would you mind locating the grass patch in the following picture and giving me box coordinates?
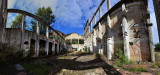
[123,65,148,72]
[152,61,160,68]
[22,63,51,75]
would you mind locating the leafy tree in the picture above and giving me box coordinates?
[155,43,160,52]
[11,14,25,28]
[31,6,55,34]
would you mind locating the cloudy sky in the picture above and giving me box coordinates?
[7,0,159,44]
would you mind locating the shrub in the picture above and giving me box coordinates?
[152,61,160,68]
[96,53,101,58]
[83,46,90,53]
[114,49,131,66]
[155,43,160,52]
[61,47,68,54]
[0,43,24,64]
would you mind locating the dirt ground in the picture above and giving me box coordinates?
[2,52,159,75]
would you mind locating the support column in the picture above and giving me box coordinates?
[78,38,79,51]
[122,3,130,59]
[107,14,113,60]
[0,0,7,43]
[148,24,155,62]
[146,11,155,62]
[99,7,102,18]
[57,41,59,54]
[35,21,40,57]
[45,26,49,55]
[89,18,92,32]
[20,15,26,51]
[52,32,55,54]
[107,0,111,10]
[94,15,96,25]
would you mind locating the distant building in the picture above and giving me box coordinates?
[65,33,84,51]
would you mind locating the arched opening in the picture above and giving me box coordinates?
[30,39,35,57]
[39,40,46,56]
[49,42,53,55]
[55,44,57,54]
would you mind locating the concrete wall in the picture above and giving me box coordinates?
[84,0,152,61]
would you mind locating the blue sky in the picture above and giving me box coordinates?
[7,0,159,44]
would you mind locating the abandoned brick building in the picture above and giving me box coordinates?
[84,0,156,62]
[0,0,67,57]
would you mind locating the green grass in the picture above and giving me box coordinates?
[152,61,160,68]
[22,63,51,75]
[123,65,148,72]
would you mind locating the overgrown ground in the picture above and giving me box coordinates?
[1,51,160,75]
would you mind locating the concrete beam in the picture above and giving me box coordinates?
[35,21,40,57]
[20,15,26,51]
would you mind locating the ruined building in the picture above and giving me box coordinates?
[0,0,67,57]
[84,0,155,62]
[65,33,84,51]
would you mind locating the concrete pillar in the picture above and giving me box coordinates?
[146,11,155,62]
[89,18,92,32]
[94,15,96,25]
[45,26,49,55]
[122,3,130,59]
[20,15,26,51]
[107,0,111,10]
[99,7,102,18]
[0,0,7,43]
[35,21,40,57]
[57,41,59,54]
[52,40,55,53]
[147,24,155,62]
[52,32,55,53]
[106,14,113,60]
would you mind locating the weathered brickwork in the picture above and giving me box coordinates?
[84,0,153,61]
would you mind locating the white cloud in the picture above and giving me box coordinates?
[8,0,16,8]
[6,0,159,42]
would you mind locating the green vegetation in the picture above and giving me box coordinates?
[61,47,68,54]
[123,65,148,72]
[11,14,25,28]
[66,39,71,45]
[155,43,160,52]
[95,53,101,58]
[22,63,51,75]
[72,39,78,44]
[0,43,24,64]
[31,6,55,34]
[83,46,90,53]
[114,42,132,66]
[152,61,160,68]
